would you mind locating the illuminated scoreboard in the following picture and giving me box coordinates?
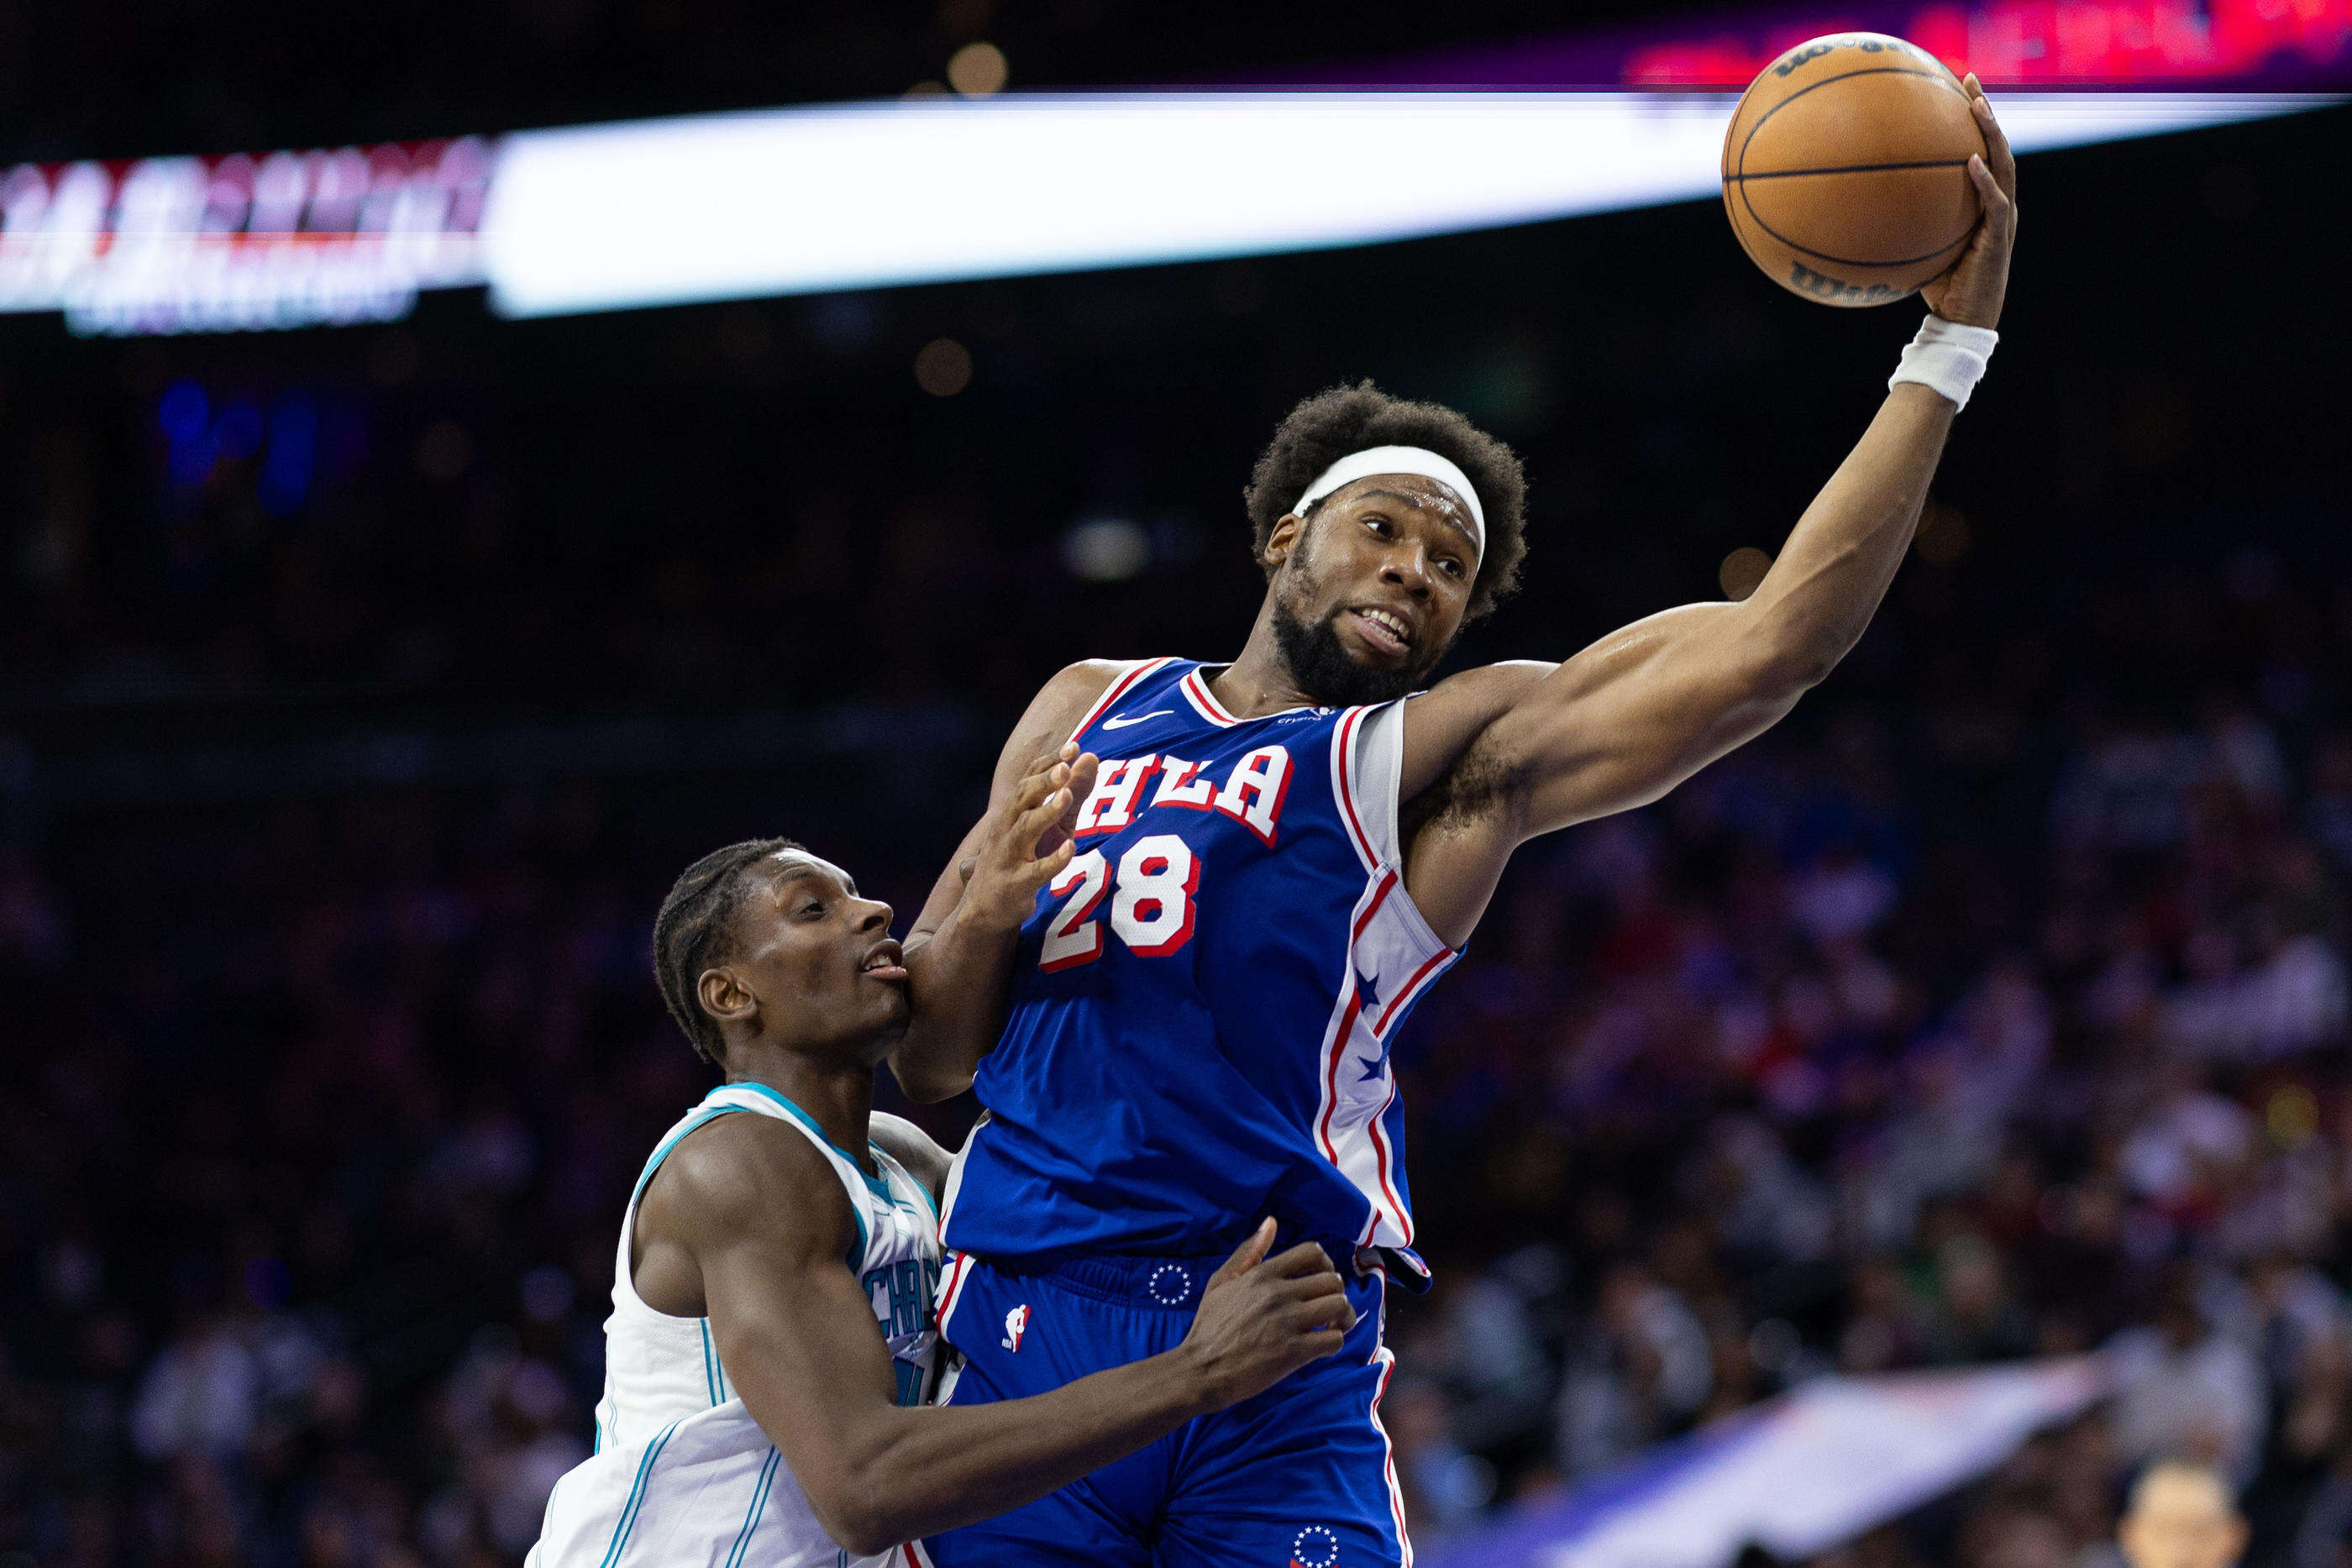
[0,0,2342,336]
[0,139,492,335]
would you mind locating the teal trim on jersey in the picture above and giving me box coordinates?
[700,1321,719,1405]
[722,1447,782,1568]
[628,1105,750,1209]
[727,1080,874,1264]
[598,1416,683,1568]
[732,1081,895,1199]
[729,1079,846,1151]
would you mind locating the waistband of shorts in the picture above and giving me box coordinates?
[1038,1252,1225,1310]
[980,1240,1373,1312]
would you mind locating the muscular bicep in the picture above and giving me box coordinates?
[701,1223,900,1502]
[1400,604,1797,942]
[659,1121,899,1538]
[1482,599,1801,831]
[909,815,990,944]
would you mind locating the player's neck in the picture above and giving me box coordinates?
[1214,614,1319,718]
[724,1053,878,1174]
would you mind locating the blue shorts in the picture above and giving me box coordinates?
[917,1250,1409,1568]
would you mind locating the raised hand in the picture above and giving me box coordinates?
[1176,1219,1357,1409]
[1921,74,2019,329]
[956,742,1101,933]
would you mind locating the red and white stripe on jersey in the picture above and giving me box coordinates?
[1066,658,1177,745]
[1315,700,1457,1249]
[932,1251,979,1348]
[1312,871,1456,1246]
[1370,1345,1415,1567]
[1178,666,1239,726]
[1331,705,1380,873]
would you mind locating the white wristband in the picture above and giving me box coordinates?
[1888,313,1998,411]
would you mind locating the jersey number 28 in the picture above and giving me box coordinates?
[1040,834,1200,972]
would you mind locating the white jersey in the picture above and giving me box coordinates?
[529,1081,942,1568]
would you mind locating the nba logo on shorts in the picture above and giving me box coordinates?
[1001,1303,1030,1351]
[1289,1524,1340,1567]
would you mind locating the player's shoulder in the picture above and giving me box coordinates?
[644,1109,853,1254]
[866,1112,953,1203]
[1407,660,1556,742]
[998,657,1156,771]
[1419,658,1555,706]
[1037,658,1132,715]
[1399,661,1557,799]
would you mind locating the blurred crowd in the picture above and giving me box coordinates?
[0,97,2345,1565]
[9,532,2352,1568]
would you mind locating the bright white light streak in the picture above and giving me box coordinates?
[481,91,2338,318]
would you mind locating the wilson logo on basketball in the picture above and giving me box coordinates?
[1725,32,1987,308]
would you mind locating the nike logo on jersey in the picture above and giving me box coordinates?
[1100,711,1173,729]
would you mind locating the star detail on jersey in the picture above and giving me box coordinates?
[1353,967,1390,1080]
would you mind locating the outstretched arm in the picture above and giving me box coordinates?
[641,1115,1352,1555]
[890,662,1113,1103]
[1403,81,2015,942]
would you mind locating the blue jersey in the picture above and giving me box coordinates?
[941,658,1460,1275]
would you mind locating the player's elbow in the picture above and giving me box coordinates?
[808,1473,903,1558]
[1743,621,1845,700]
[814,1427,936,1555]
[822,1510,900,1560]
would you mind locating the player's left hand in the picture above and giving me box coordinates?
[957,742,1100,933]
[1919,74,2017,330]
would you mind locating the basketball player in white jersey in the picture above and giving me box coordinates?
[528,765,1357,1568]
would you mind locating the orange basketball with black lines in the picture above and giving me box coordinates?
[1722,34,1987,307]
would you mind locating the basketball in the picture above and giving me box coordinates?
[1722,33,1987,307]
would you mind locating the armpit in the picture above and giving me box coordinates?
[1406,732,1534,836]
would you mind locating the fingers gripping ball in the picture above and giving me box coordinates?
[1722,34,1987,307]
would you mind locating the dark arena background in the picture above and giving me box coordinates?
[2,3,2349,1565]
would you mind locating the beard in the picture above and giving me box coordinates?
[1268,561,1445,708]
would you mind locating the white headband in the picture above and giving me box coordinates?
[1292,445,1484,559]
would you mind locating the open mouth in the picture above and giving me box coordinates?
[860,940,908,983]
[1348,606,1415,658]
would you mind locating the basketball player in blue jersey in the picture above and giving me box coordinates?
[528,792,1357,1567]
[893,79,2017,1568]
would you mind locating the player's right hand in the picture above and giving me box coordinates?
[1177,1219,1356,1411]
[1919,73,2017,330]
[957,742,1101,934]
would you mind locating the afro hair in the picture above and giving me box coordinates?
[1243,381,1529,621]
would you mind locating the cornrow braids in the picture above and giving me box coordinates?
[651,836,803,1065]
[1243,380,1530,622]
